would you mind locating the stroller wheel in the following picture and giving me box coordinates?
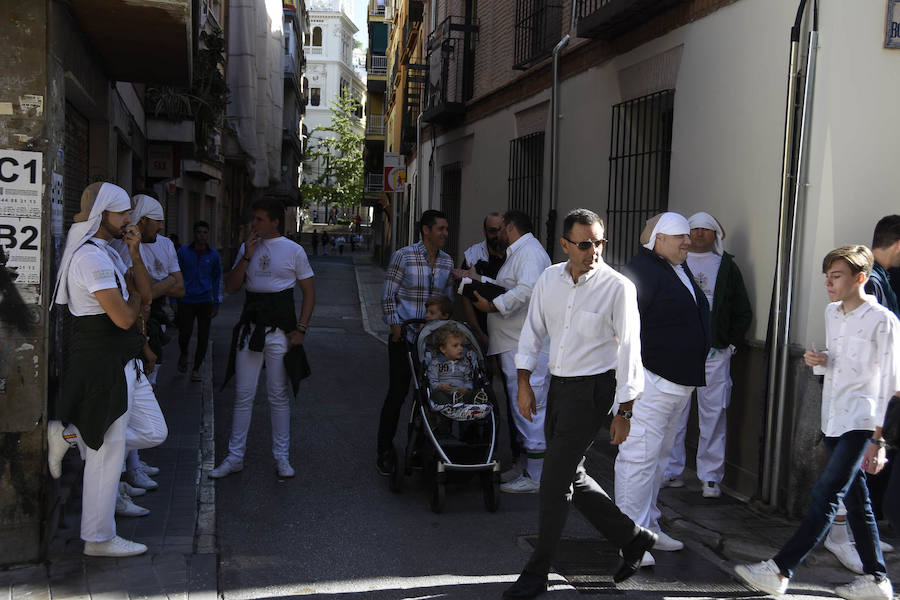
[389,453,404,494]
[429,480,446,514]
[481,470,500,513]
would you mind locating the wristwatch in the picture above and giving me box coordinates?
[617,409,633,420]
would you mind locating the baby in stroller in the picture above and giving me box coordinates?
[425,324,490,421]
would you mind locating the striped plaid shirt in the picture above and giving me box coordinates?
[382,241,455,335]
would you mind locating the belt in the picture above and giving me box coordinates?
[551,370,614,383]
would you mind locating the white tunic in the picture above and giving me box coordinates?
[112,235,180,283]
[66,238,129,316]
[234,236,314,293]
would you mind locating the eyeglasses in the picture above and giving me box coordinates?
[563,236,606,251]
[485,227,502,234]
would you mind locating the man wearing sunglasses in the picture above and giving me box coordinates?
[503,209,655,598]
[613,212,710,569]
[470,210,551,494]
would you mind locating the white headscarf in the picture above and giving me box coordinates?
[131,194,164,222]
[52,183,132,306]
[642,212,691,252]
[688,211,725,255]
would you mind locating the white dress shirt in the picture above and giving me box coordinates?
[813,296,900,437]
[486,232,551,356]
[515,259,644,409]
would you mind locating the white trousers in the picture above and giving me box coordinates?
[78,359,168,542]
[228,327,292,461]
[614,372,693,531]
[664,347,733,483]
[498,351,549,454]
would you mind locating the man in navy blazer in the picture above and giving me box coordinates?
[614,212,711,569]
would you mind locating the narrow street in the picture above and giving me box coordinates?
[208,255,749,599]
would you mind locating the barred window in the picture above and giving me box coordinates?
[440,163,462,263]
[513,0,563,70]
[605,90,675,269]
[508,131,545,240]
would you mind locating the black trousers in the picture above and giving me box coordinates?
[524,372,640,578]
[178,301,214,370]
[377,336,412,454]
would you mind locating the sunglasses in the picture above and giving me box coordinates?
[563,236,606,251]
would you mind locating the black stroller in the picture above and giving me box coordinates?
[387,318,501,513]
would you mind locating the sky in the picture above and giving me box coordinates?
[351,0,368,48]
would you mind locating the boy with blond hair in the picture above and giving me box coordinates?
[736,245,898,600]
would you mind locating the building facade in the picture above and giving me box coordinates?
[380,0,900,511]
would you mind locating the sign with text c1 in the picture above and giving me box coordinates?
[887,0,900,48]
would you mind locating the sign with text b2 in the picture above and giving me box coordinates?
[887,0,900,49]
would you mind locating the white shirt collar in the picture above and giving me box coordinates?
[506,232,534,257]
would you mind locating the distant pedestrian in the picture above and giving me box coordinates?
[47,182,166,557]
[321,231,330,256]
[502,209,656,599]
[662,212,752,498]
[312,229,319,256]
[176,221,223,382]
[210,198,316,480]
[735,245,897,600]
[378,210,453,475]
[614,212,710,568]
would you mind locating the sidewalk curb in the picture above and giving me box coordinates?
[353,261,387,346]
[195,340,216,555]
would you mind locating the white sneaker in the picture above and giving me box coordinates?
[662,477,684,488]
[209,456,243,479]
[115,492,150,517]
[834,575,893,600]
[825,527,864,574]
[126,468,158,490]
[83,536,148,557]
[879,540,894,553]
[702,481,722,498]
[47,420,74,479]
[276,458,295,478]
[118,481,146,498]
[501,461,524,483]
[138,460,160,476]
[654,530,684,551]
[734,560,789,596]
[500,474,540,494]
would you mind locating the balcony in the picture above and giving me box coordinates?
[365,172,384,193]
[576,0,688,40]
[423,16,477,125]
[366,114,385,136]
[401,63,426,155]
[513,0,563,70]
[70,0,193,85]
[369,4,386,16]
[283,53,301,92]
[401,13,421,64]
[304,45,324,55]
[369,54,388,76]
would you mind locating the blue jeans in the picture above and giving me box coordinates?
[774,430,886,580]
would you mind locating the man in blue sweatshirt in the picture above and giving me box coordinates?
[614,212,710,569]
[176,221,223,381]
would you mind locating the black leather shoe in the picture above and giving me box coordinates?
[614,528,658,583]
[502,572,548,599]
[375,450,394,476]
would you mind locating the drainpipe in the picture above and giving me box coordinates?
[547,2,578,256]
[417,112,424,210]
[763,0,818,505]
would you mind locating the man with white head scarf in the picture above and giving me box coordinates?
[47,182,168,557]
[613,212,710,568]
[110,193,184,491]
[662,212,752,499]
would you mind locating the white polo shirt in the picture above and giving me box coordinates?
[66,238,129,316]
[234,236,314,293]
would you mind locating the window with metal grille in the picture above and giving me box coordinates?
[508,131,545,241]
[605,90,675,269]
[440,162,462,262]
[513,0,563,70]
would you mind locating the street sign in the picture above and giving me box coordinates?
[384,166,406,192]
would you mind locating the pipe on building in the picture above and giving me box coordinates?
[763,0,818,505]
[547,1,578,256]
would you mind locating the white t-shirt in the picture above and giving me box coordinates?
[234,236,314,293]
[687,251,722,310]
[66,238,129,316]
[112,235,180,282]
